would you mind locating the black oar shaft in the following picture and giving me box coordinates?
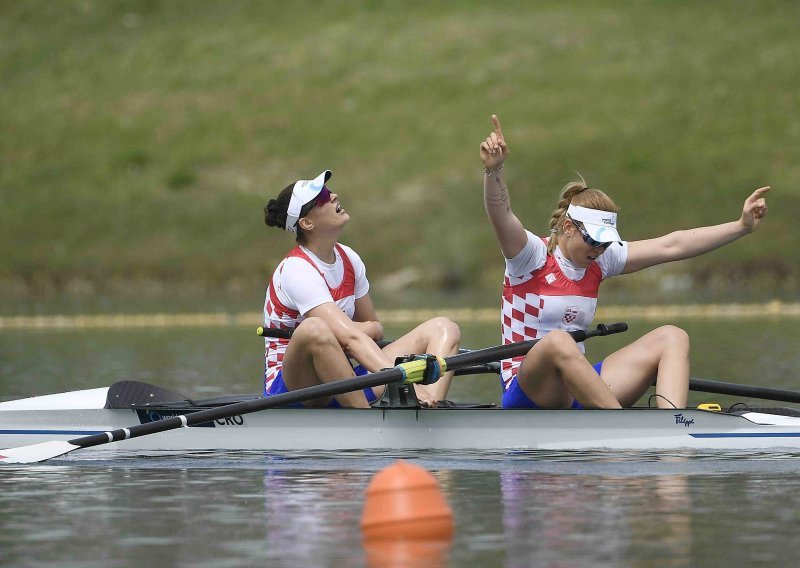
[690,378,800,404]
[67,322,628,451]
[258,326,392,348]
[69,366,405,450]
[443,323,628,369]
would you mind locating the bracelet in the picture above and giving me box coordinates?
[483,164,504,176]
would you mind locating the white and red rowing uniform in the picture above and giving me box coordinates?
[500,231,628,390]
[263,243,369,393]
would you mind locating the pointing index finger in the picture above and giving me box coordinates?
[491,114,504,140]
[749,186,771,202]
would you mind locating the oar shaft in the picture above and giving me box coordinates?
[442,323,628,369]
[690,378,800,404]
[69,366,406,450]
[258,326,392,348]
[64,322,628,451]
[453,363,500,376]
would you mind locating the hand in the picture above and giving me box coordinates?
[369,321,384,341]
[479,114,508,170]
[351,320,383,341]
[740,186,770,232]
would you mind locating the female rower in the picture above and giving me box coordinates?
[479,115,770,409]
[262,170,461,408]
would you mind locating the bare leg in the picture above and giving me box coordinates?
[598,325,690,408]
[515,330,622,409]
[381,317,461,403]
[280,317,369,408]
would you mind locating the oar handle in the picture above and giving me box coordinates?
[442,323,628,370]
[257,326,393,348]
[257,326,292,339]
[582,322,628,340]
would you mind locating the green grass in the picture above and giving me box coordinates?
[1,0,798,308]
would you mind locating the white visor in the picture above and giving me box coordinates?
[566,204,622,243]
[285,170,332,233]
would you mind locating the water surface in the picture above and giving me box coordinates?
[2,318,800,567]
[3,449,800,567]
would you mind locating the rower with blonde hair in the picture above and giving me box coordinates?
[479,114,770,410]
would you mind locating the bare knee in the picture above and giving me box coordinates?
[538,329,583,360]
[654,325,690,355]
[293,317,337,347]
[428,316,461,344]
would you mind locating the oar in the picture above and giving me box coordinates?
[0,323,627,464]
[444,369,800,401]
[258,326,488,374]
[689,378,800,405]
[264,326,800,403]
[258,326,387,348]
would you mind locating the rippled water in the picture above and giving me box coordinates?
[3,319,800,566]
[3,450,800,567]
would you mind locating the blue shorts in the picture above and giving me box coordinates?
[501,361,604,409]
[264,365,377,408]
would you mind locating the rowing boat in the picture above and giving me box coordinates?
[3,380,800,454]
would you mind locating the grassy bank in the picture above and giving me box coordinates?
[2,0,798,307]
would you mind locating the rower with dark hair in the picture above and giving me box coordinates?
[262,170,461,408]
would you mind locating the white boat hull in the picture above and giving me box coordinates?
[3,386,800,453]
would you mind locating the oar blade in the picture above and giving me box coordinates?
[0,441,80,464]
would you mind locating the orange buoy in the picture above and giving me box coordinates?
[360,459,454,541]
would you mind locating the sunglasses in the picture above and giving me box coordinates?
[314,186,332,206]
[299,186,333,219]
[567,216,611,250]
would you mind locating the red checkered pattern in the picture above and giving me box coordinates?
[263,273,299,392]
[500,290,543,389]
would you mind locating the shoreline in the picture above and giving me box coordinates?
[2,300,799,331]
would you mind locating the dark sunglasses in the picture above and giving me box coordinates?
[567,216,611,250]
[299,186,332,220]
[314,186,332,206]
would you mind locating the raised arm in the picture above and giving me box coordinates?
[480,115,528,259]
[623,186,770,274]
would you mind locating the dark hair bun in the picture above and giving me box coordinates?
[265,198,283,227]
[264,183,294,229]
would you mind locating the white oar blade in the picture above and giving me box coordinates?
[0,441,80,464]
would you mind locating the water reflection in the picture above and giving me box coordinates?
[261,467,369,566]
[362,539,452,568]
[503,471,625,566]
[640,475,692,565]
[5,454,800,567]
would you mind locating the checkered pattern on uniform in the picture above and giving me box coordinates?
[500,274,545,389]
[263,278,301,392]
